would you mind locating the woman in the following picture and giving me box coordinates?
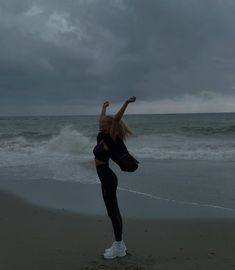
[93,96,136,259]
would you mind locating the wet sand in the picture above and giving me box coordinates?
[1,190,235,270]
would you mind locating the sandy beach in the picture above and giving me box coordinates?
[0,158,235,270]
[1,189,235,270]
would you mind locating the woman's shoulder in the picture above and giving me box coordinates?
[97,131,123,142]
[106,132,123,142]
[97,131,105,143]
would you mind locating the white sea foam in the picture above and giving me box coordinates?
[46,125,90,155]
[49,159,98,184]
[128,134,235,161]
[0,125,103,184]
[0,126,92,167]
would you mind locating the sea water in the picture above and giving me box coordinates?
[1,113,235,169]
[0,113,235,217]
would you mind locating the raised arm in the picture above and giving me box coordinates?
[113,96,136,121]
[99,101,109,130]
[110,96,136,140]
[99,101,109,120]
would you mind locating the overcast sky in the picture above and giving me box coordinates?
[0,0,235,116]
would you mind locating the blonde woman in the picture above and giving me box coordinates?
[93,96,136,259]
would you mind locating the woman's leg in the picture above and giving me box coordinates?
[101,183,123,241]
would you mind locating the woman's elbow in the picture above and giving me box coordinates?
[113,116,120,122]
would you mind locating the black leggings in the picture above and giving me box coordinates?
[96,163,123,241]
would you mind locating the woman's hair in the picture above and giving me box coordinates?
[106,115,133,141]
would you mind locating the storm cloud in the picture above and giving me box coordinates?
[0,0,235,115]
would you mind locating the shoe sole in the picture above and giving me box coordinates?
[103,252,127,259]
[105,247,127,253]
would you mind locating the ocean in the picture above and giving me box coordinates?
[1,113,235,170]
[0,113,235,218]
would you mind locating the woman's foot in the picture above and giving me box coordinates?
[105,240,127,253]
[103,241,127,259]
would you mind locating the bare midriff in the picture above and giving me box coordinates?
[94,140,109,167]
[95,159,107,166]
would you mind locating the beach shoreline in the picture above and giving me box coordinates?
[1,158,235,269]
[1,189,235,270]
[1,158,235,220]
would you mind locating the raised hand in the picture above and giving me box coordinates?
[126,96,136,103]
[103,101,110,108]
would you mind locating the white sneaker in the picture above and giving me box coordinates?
[103,241,127,259]
[105,240,127,253]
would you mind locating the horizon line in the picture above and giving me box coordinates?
[0,111,235,117]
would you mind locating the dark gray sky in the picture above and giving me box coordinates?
[0,0,235,115]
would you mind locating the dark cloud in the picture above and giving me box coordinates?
[0,0,235,115]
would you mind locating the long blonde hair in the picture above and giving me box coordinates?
[106,115,133,141]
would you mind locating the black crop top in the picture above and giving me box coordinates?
[93,131,128,163]
[93,131,110,162]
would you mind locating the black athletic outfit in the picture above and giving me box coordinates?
[93,131,123,241]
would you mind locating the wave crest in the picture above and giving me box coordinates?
[46,125,90,155]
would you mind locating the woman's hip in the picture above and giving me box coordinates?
[96,164,118,186]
